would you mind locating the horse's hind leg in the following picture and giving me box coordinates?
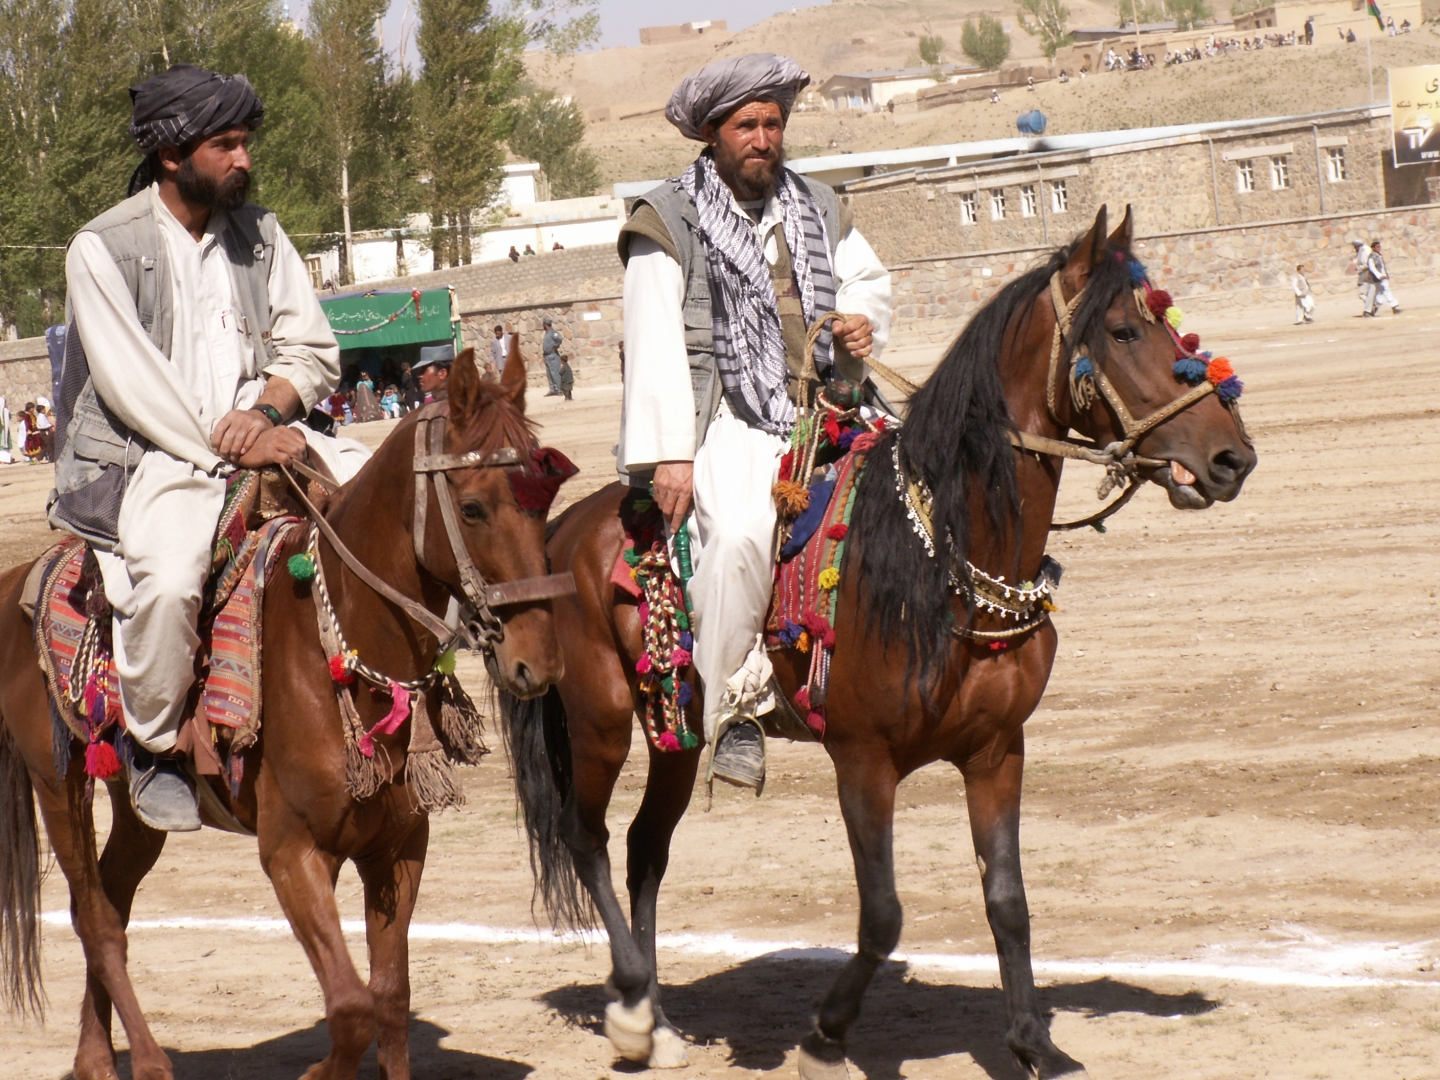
[961,740,1088,1079]
[799,749,903,1080]
[355,815,428,1080]
[625,743,701,1067]
[73,780,168,1077]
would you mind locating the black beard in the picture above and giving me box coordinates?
[713,144,786,201]
[176,155,250,211]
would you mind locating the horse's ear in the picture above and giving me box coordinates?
[448,347,482,420]
[1107,204,1135,252]
[500,325,526,413]
[1060,205,1108,294]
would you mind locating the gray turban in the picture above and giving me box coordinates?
[129,64,264,154]
[665,53,810,141]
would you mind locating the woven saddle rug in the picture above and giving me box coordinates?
[30,470,302,781]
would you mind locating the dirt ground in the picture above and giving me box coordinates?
[3,280,1440,1079]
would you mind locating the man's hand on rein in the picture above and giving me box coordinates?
[652,461,694,534]
[236,425,308,469]
[211,407,274,463]
[830,313,874,359]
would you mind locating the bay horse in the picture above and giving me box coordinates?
[502,206,1256,1078]
[0,347,570,1080]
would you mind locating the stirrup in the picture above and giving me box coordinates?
[706,713,766,796]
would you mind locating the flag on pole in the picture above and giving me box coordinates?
[1366,0,1385,30]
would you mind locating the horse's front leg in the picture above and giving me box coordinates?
[799,747,902,1080]
[962,733,1088,1079]
[625,742,701,1068]
[356,813,428,1080]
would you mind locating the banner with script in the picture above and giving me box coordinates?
[1390,64,1440,167]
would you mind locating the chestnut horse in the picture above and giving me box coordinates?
[0,347,568,1080]
[502,207,1256,1079]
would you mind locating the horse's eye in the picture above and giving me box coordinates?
[1111,326,1140,343]
[460,500,487,522]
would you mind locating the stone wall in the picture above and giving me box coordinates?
[0,338,52,409]
[845,109,1390,266]
[886,204,1440,345]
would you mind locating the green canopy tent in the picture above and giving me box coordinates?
[319,286,461,353]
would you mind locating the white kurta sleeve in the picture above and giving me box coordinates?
[263,225,341,412]
[65,232,223,473]
[618,236,696,472]
[834,226,892,359]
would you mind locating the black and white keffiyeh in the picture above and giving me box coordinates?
[680,153,836,436]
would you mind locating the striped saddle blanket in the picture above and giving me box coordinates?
[31,470,302,772]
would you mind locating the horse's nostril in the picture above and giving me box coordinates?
[512,661,533,692]
[1210,448,1248,483]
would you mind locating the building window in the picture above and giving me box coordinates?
[1050,179,1068,212]
[1326,146,1347,181]
[1019,184,1038,218]
[990,189,1006,220]
[1236,160,1255,193]
[305,256,324,290]
[959,191,977,225]
[1271,155,1290,189]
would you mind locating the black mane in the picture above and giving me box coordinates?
[851,231,1137,689]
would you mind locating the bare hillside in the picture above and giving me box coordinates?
[561,30,1439,187]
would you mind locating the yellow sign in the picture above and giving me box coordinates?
[1390,64,1440,167]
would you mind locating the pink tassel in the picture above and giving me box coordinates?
[657,731,680,752]
[806,711,827,737]
[85,740,121,780]
[670,647,692,668]
[794,685,811,711]
[637,602,650,623]
[635,654,653,675]
[358,681,411,759]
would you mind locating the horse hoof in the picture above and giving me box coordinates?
[604,997,655,1062]
[797,1045,850,1080]
[648,1025,690,1068]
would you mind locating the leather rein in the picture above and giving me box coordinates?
[281,400,575,657]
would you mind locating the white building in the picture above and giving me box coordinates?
[817,64,975,111]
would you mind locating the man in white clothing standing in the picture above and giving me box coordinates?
[616,54,892,791]
[56,65,348,830]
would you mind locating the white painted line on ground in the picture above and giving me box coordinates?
[41,912,1439,991]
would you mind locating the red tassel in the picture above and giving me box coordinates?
[1181,332,1200,353]
[823,414,842,447]
[85,740,121,780]
[1145,289,1173,319]
[794,685,811,711]
[806,711,827,737]
[778,450,794,483]
[328,654,355,685]
[827,523,849,540]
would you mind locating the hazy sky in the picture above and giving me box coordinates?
[291,0,826,63]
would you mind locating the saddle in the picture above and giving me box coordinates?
[24,469,308,811]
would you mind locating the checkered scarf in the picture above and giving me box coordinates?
[680,153,835,436]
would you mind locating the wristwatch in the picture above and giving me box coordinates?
[252,404,283,427]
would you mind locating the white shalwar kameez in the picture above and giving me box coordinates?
[65,184,357,753]
[618,188,891,739]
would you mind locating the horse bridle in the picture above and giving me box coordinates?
[283,400,574,656]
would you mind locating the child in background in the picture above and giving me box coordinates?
[380,385,400,418]
[559,355,574,401]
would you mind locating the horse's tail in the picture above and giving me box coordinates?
[497,685,593,931]
[0,715,43,1018]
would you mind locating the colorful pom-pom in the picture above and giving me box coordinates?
[1146,289,1173,319]
[1206,358,1234,385]
[328,653,356,685]
[823,414,842,447]
[677,682,693,706]
[434,649,456,676]
[806,711,827,737]
[287,553,316,582]
[1165,306,1184,330]
[637,601,649,623]
[1181,332,1200,353]
[635,654,653,675]
[1174,357,1208,384]
[1216,376,1244,402]
[773,479,811,517]
[794,686,812,711]
[827,523,849,540]
[1073,356,1094,377]
[1127,259,1149,285]
[818,567,840,590]
[84,739,121,780]
[670,647,692,668]
[778,450,794,483]
[837,428,858,450]
[679,631,694,651]
[796,630,811,653]
[680,729,699,750]
[657,731,681,752]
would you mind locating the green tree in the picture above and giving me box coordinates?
[1116,0,1164,27]
[961,15,1011,71]
[1016,0,1072,59]
[508,86,600,199]
[1169,0,1213,30]
[917,32,945,66]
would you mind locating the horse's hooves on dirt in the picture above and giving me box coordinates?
[604,997,656,1062]
[797,1045,851,1080]
[648,1025,689,1068]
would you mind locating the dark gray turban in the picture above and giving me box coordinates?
[665,53,810,141]
[129,64,264,154]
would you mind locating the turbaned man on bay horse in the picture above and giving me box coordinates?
[53,65,367,832]
[618,53,893,790]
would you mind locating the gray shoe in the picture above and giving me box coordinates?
[711,719,766,793]
[128,748,201,832]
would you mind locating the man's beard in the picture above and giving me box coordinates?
[176,155,250,211]
[713,143,786,201]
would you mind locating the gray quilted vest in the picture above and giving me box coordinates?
[624,174,844,453]
[49,190,280,549]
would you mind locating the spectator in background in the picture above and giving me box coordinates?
[1305,16,1314,43]
[400,361,420,412]
[380,384,401,419]
[34,398,54,461]
[19,402,45,462]
[1292,263,1314,324]
[0,396,12,463]
[523,244,536,256]
[1366,241,1401,315]
[1350,239,1374,315]
[559,354,574,400]
[489,323,510,376]
[541,317,564,396]
[508,246,520,262]
[552,241,565,250]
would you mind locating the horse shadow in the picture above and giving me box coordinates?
[542,951,1218,1080]
[103,1017,531,1080]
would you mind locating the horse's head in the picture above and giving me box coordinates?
[424,338,575,697]
[1053,205,1257,507]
